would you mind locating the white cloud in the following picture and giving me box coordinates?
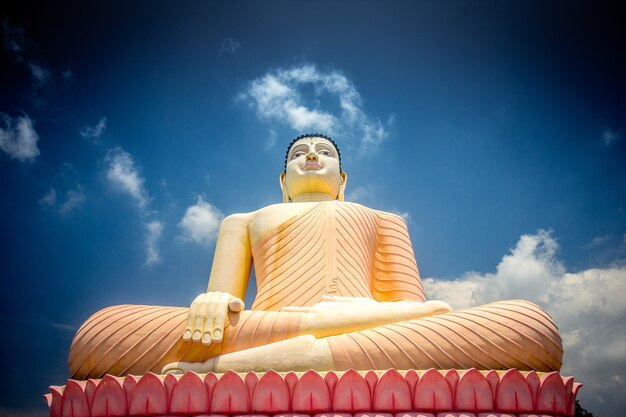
[603,128,619,146]
[58,186,86,215]
[583,234,611,249]
[287,105,335,131]
[105,147,149,208]
[2,20,25,53]
[423,230,626,415]
[62,68,73,82]
[144,220,163,265]
[219,38,241,55]
[29,62,51,86]
[104,147,165,265]
[38,188,57,207]
[0,113,40,162]
[51,322,77,332]
[38,164,86,215]
[346,185,372,202]
[265,128,278,150]
[80,117,107,140]
[391,210,412,224]
[39,185,86,215]
[241,64,389,152]
[178,196,224,247]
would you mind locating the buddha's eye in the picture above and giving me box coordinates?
[319,150,333,157]
[291,151,305,160]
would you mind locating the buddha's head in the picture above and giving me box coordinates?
[280,133,348,203]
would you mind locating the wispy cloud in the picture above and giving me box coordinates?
[62,68,73,82]
[2,19,54,106]
[391,210,412,224]
[241,64,389,153]
[58,186,86,215]
[80,117,107,140]
[51,322,77,332]
[583,234,611,250]
[29,62,51,87]
[423,229,626,413]
[105,147,149,208]
[39,186,86,215]
[346,185,372,203]
[39,188,57,207]
[2,19,53,87]
[104,147,164,264]
[38,164,86,215]
[144,220,163,265]
[265,129,277,150]
[2,19,25,54]
[178,196,224,247]
[603,128,619,146]
[219,38,241,55]
[0,112,40,162]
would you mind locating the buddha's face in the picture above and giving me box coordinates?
[281,137,347,201]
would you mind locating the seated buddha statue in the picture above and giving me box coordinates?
[68,134,563,379]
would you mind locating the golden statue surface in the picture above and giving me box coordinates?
[69,134,562,379]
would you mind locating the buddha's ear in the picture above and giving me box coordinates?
[338,171,348,201]
[279,172,290,203]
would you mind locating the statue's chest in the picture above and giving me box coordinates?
[249,202,378,310]
[249,202,327,247]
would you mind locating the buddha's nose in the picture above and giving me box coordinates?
[306,151,318,160]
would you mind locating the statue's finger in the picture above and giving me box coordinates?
[193,301,209,342]
[201,298,217,344]
[228,297,244,312]
[201,329,213,345]
[212,293,230,342]
[184,302,200,341]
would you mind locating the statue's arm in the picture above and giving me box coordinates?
[183,213,253,345]
[206,213,253,296]
[371,210,427,302]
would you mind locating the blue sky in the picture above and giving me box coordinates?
[1,1,625,416]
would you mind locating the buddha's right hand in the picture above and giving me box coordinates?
[183,291,244,345]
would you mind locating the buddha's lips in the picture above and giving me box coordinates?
[303,162,321,170]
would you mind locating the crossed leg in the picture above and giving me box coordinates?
[161,299,562,374]
[69,298,560,379]
[161,297,452,373]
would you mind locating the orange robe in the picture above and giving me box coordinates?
[68,202,562,379]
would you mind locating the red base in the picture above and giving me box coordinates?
[45,368,581,417]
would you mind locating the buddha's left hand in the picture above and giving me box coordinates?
[282,297,452,338]
[280,295,375,312]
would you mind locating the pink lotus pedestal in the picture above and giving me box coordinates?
[45,368,581,417]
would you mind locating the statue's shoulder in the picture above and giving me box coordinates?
[251,202,298,218]
[341,201,408,225]
[223,203,287,222]
[340,201,372,209]
[253,202,287,213]
[220,211,255,229]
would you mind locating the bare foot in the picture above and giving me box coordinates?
[161,357,216,375]
[421,299,453,315]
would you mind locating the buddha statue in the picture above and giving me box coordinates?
[68,134,563,379]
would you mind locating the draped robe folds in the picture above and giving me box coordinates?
[68,202,563,379]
